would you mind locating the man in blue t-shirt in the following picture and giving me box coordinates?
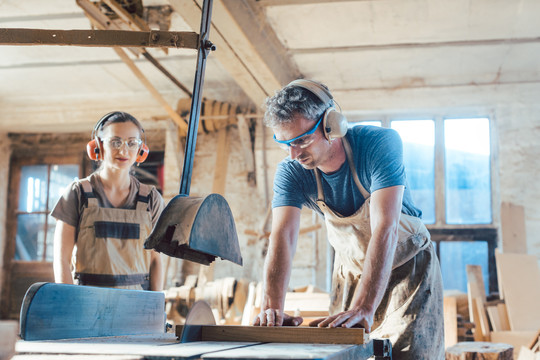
[253,79,444,360]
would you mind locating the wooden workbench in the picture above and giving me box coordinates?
[14,333,385,359]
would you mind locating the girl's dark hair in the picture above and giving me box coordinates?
[95,111,144,138]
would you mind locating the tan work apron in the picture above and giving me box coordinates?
[315,138,444,359]
[73,179,153,290]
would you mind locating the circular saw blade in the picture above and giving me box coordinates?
[180,300,216,343]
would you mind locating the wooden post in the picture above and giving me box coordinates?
[445,342,513,360]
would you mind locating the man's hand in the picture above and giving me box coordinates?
[308,307,373,332]
[253,308,303,327]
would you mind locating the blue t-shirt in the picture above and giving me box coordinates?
[272,125,422,218]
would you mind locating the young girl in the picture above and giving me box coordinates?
[52,111,164,291]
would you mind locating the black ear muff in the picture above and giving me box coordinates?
[286,79,348,141]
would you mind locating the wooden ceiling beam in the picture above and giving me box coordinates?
[0,28,198,49]
[169,0,284,106]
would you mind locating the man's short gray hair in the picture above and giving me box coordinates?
[263,80,333,127]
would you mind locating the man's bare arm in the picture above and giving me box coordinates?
[254,206,302,327]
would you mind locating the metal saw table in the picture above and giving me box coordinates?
[16,283,391,359]
[15,333,390,360]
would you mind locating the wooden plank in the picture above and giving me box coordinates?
[469,291,485,341]
[491,331,538,359]
[0,28,198,49]
[475,297,491,341]
[501,202,528,253]
[169,0,270,106]
[236,114,256,186]
[497,303,511,331]
[211,126,231,195]
[466,264,486,325]
[20,283,165,340]
[443,297,458,348]
[487,305,503,332]
[175,325,367,345]
[495,252,540,331]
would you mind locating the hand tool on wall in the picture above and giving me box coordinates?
[144,0,242,267]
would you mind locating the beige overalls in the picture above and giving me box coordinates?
[73,179,153,290]
[314,138,444,360]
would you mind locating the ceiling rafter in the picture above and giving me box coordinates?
[169,0,286,107]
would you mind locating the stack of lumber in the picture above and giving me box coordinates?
[455,202,540,358]
[465,260,539,357]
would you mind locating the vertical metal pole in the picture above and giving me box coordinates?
[179,0,214,196]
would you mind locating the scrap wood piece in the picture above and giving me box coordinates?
[444,296,458,348]
[495,252,540,331]
[466,264,487,325]
[475,297,491,341]
[500,202,528,254]
[491,331,538,359]
[175,325,367,345]
[497,303,511,331]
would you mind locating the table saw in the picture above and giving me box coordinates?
[15,283,392,360]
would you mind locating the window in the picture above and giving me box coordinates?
[350,117,495,293]
[444,118,491,224]
[15,164,79,261]
[391,120,436,224]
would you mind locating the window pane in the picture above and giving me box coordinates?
[48,164,79,210]
[18,165,48,212]
[391,120,435,224]
[349,120,381,128]
[15,214,47,261]
[439,241,489,294]
[445,118,491,224]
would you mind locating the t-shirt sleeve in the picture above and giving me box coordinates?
[367,128,406,192]
[271,160,305,209]
[149,187,165,228]
[50,181,83,227]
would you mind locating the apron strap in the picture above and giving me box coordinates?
[342,137,371,200]
[80,179,98,207]
[314,169,325,202]
[136,183,152,212]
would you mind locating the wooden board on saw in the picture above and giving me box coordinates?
[175,325,367,345]
[495,252,540,331]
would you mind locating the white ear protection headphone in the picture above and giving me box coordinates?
[286,79,348,140]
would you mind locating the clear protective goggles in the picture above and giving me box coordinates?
[273,114,323,151]
[103,137,142,151]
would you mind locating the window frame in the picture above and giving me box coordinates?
[6,154,83,264]
[347,112,500,293]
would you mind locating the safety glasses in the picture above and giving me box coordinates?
[273,114,323,150]
[103,137,142,151]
